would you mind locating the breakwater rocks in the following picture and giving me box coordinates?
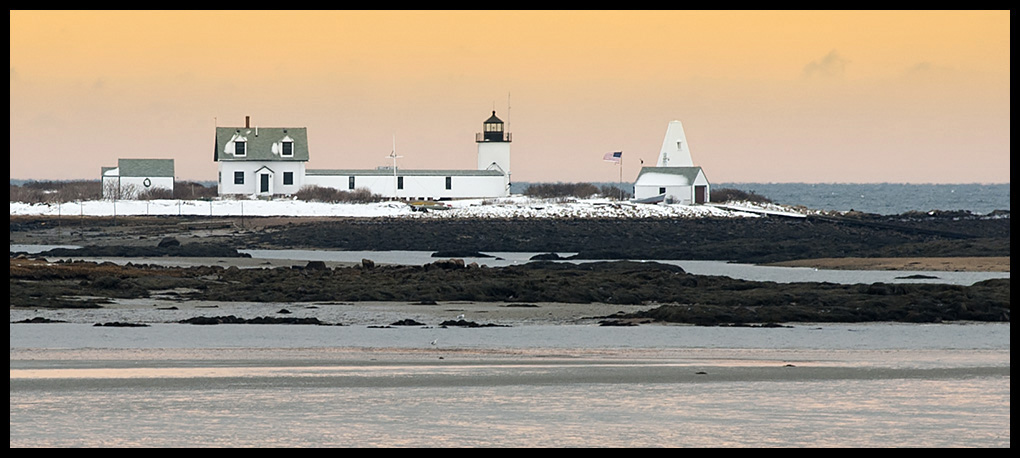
[9,258,1009,324]
[178,315,336,325]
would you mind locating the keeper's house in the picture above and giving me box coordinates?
[632,120,710,205]
[214,112,511,200]
[101,158,175,199]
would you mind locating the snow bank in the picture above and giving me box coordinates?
[9,196,807,219]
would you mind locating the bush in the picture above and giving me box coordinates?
[294,185,385,203]
[523,182,601,199]
[598,184,633,200]
[10,180,102,203]
[711,187,773,204]
[174,181,218,200]
[136,187,175,200]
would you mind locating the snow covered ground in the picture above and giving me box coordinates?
[9,196,811,219]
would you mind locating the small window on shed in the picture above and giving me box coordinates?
[349,176,356,190]
[445,176,452,190]
[397,176,404,190]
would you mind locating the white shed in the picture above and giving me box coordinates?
[101,158,175,200]
[633,166,710,204]
[631,120,711,205]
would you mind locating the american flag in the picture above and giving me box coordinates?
[603,151,622,163]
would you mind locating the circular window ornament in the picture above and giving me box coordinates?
[143,178,152,188]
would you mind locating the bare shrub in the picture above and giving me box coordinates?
[10,180,102,203]
[136,187,175,200]
[523,182,601,199]
[174,181,218,200]
[295,185,384,203]
[598,184,633,200]
[711,188,773,204]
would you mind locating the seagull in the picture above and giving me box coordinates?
[430,339,437,346]
[456,314,465,321]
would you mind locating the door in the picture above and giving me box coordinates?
[695,185,707,204]
[260,174,270,193]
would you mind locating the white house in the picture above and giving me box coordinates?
[214,117,308,197]
[632,121,711,204]
[215,112,511,200]
[101,158,175,200]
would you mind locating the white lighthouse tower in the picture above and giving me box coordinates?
[476,110,511,195]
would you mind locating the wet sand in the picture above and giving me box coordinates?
[765,256,1010,272]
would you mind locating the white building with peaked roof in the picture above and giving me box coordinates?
[214,112,512,200]
[101,158,175,199]
[632,120,710,205]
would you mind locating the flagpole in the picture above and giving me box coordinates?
[619,153,623,201]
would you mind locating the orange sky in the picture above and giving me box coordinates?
[10,10,1011,183]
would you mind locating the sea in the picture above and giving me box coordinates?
[536,182,1010,215]
[10,182,1011,448]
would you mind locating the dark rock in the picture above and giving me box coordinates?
[305,261,328,270]
[12,317,65,323]
[439,319,510,328]
[429,258,465,269]
[93,322,150,327]
[362,258,375,269]
[178,315,334,325]
[157,237,181,248]
[390,319,426,326]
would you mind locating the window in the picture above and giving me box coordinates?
[281,141,293,157]
[234,171,245,185]
[445,176,452,190]
[283,172,293,185]
[348,176,355,190]
[234,141,246,156]
[397,176,404,190]
[659,187,666,194]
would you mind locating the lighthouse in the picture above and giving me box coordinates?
[476,111,512,188]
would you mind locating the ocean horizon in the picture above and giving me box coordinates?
[10,180,1010,217]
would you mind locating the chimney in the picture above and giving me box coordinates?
[245,116,250,128]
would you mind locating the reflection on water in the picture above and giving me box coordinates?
[9,359,1011,448]
[9,322,1012,447]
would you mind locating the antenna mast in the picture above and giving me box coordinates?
[507,91,511,133]
[387,134,403,200]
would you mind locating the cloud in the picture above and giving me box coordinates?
[803,50,849,78]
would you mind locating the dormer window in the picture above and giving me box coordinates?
[281,141,293,157]
[234,141,246,157]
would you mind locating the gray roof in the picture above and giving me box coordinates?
[307,168,505,177]
[215,126,309,162]
[484,111,503,124]
[115,159,175,177]
[635,166,708,184]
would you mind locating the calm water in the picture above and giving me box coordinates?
[10,317,1011,448]
[714,182,1010,215]
[238,249,1009,286]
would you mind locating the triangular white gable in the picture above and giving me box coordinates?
[656,121,694,167]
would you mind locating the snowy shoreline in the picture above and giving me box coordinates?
[10,196,809,219]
